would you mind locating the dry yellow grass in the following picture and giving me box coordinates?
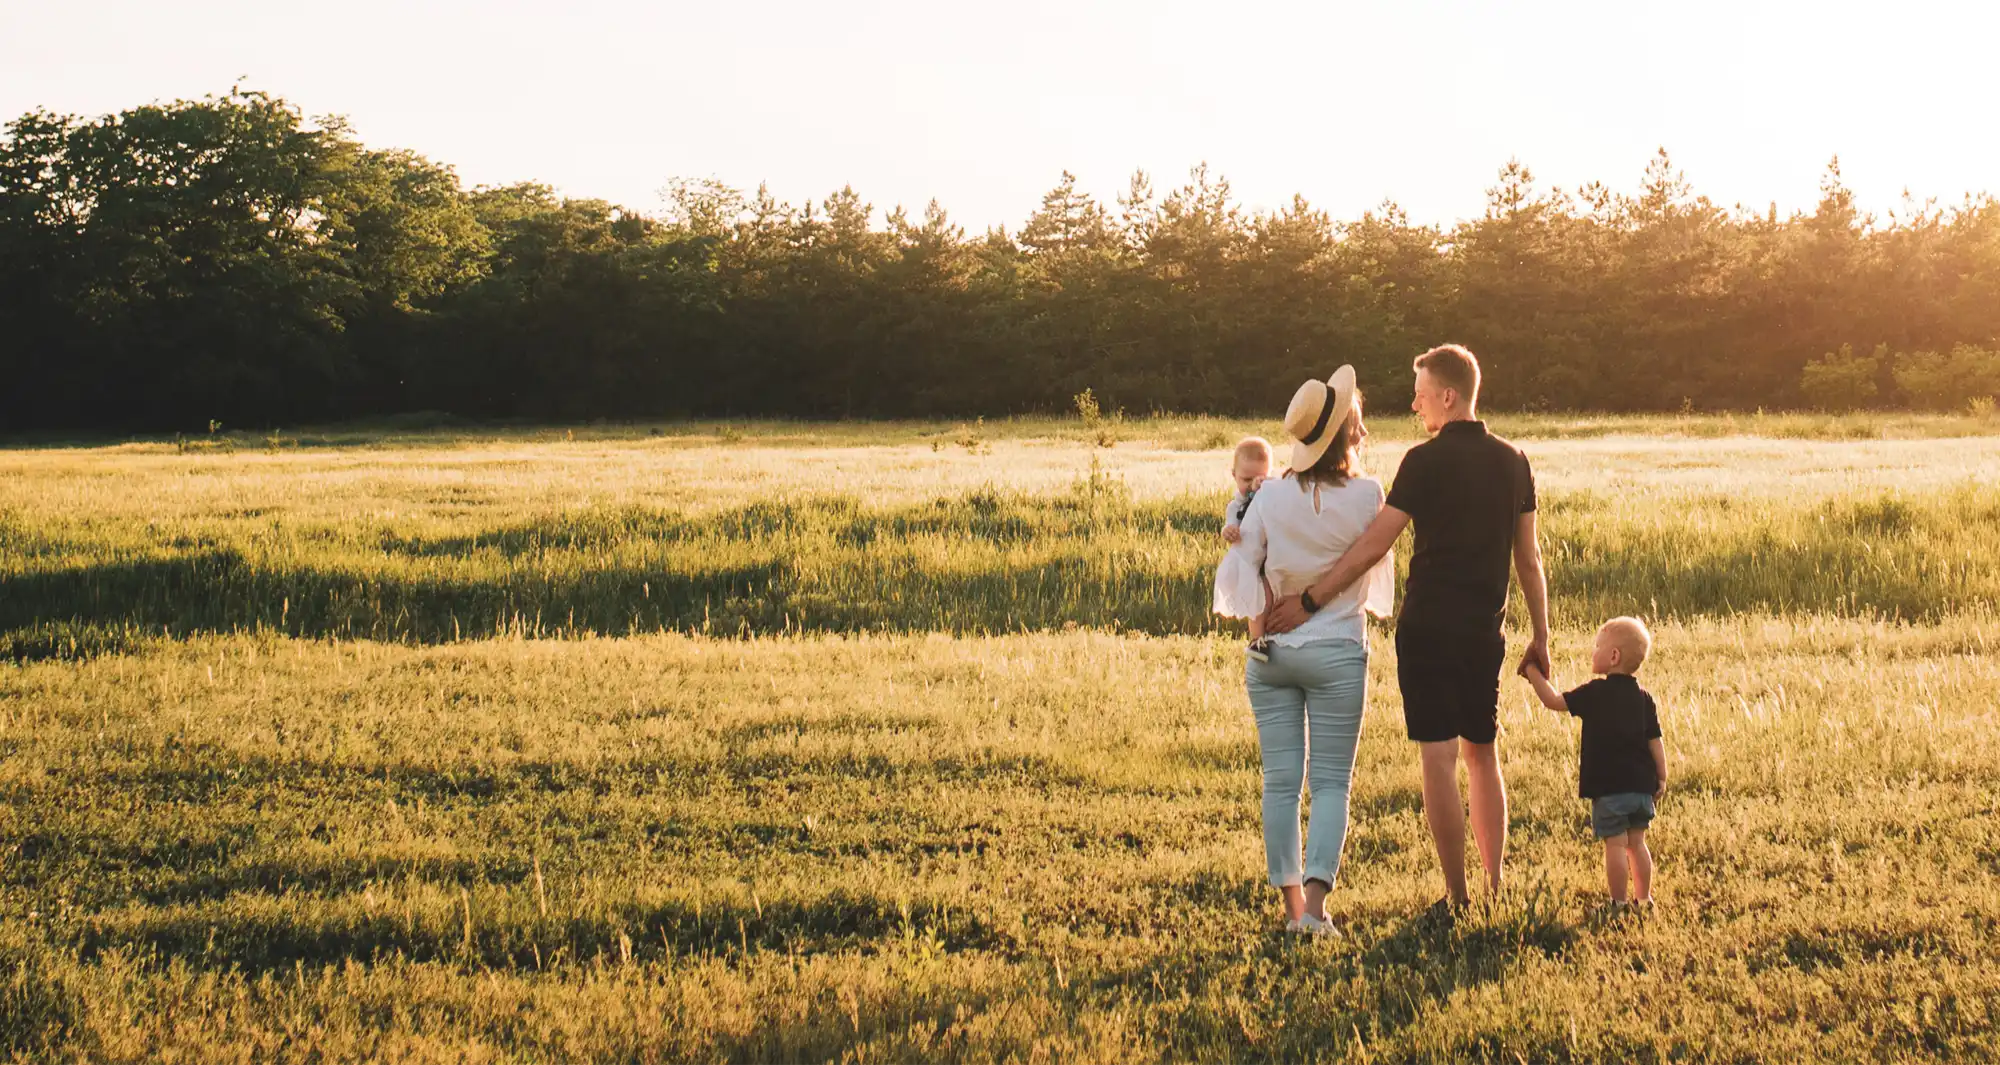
[3,618,1996,1061]
[7,422,2000,531]
[3,417,1998,1062]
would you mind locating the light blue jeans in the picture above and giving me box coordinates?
[1245,639,1368,888]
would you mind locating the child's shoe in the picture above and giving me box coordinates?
[1246,637,1272,662]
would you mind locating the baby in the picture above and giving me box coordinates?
[1521,616,1669,908]
[1214,437,1275,659]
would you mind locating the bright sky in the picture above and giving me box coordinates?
[5,0,1995,232]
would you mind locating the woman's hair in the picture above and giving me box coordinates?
[1292,391,1365,488]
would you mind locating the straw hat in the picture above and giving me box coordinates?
[1283,365,1357,472]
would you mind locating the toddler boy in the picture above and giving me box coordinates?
[1521,616,1668,906]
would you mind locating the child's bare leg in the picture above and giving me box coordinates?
[1249,575,1273,642]
[1602,833,1629,902]
[1627,828,1653,902]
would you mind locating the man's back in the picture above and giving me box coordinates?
[1385,420,1536,632]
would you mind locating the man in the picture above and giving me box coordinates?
[1265,344,1549,917]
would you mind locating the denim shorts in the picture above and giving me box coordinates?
[1589,792,1656,839]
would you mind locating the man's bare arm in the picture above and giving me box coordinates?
[1264,505,1411,634]
[1514,510,1551,677]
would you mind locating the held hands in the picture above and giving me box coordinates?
[1222,524,1243,544]
[1518,638,1552,681]
[1518,656,1569,713]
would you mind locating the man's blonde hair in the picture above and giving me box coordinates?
[1413,344,1482,408]
[1599,616,1653,672]
[1233,436,1274,468]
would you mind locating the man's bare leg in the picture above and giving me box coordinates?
[1462,739,1507,894]
[1419,740,1470,905]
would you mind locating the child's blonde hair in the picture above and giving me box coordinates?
[1599,616,1653,672]
[1232,437,1274,470]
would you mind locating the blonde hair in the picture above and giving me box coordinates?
[1599,616,1653,672]
[1414,344,1482,408]
[1232,436,1274,470]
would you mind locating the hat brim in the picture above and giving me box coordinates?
[1289,365,1357,472]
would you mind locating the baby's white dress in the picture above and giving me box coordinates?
[1213,490,1268,618]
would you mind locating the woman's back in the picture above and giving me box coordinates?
[1241,473,1392,645]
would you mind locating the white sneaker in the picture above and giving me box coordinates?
[1284,914,1340,938]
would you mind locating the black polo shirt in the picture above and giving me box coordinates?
[1384,420,1536,633]
[1563,674,1663,798]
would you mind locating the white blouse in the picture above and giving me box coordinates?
[1236,473,1395,647]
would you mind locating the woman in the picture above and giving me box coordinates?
[1236,365,1394,935]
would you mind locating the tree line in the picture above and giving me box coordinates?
[4,89,1998,433]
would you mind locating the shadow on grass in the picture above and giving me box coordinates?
[719,710,945,744]
[73,886,1009,976]
[1354,890,1579,1038]
[0,927,82,1057]
[9,487,1993,662]
[0,545,1220,659]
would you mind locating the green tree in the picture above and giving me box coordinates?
[0,90,364,428]
[1893,344,2000,410]
[13,88,2000,430]
[1800,344,1882,410]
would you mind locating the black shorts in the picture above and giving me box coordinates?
[1395,623,1506,744]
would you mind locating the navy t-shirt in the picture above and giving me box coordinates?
[1384,420,1536,633]
[1563,673,1663,798]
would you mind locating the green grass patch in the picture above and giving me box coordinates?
[1,623,1996,1060]
[6,486,1999,653]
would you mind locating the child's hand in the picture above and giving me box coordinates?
[1222,525,1242,544]
[1517,659,1544,682]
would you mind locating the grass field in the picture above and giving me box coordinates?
[4,414,1999,1062]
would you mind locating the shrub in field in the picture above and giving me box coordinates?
[1072,388,1101,428]
[1893,343,2000,410]
[1072,388,1119,447]
[1799,344,1882,411]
